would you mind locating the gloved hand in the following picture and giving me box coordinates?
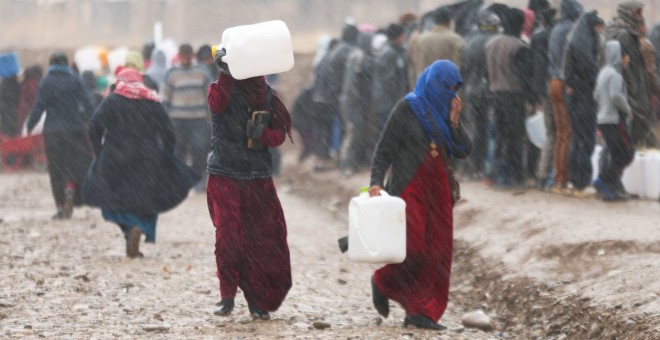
[214,48,230,75]
[246,120,265,139]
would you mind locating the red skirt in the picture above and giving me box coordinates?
[207,175,292,311]
[373,148,454,322]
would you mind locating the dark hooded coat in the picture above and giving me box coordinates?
[563,11,603,93]
[605,0,651,121]
[82,94,199,214]
[548,0,583,79]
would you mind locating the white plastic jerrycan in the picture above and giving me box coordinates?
[348,190,406,264]
[217,20,294,80]
[622,151,643,197]
[641,150,660,200]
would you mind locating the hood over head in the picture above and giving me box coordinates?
[560,0,584,21]
[615,0,644,35]
[502,8,525,37]
[605,40,623,69]
[342,24,360,44]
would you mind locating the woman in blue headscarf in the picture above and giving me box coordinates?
[368,60,472,329]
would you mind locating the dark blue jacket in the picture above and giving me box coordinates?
[27,70,94,134]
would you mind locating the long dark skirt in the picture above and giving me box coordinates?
[374,149,454,322]
[44,132,92,207]
[207,175,292,312]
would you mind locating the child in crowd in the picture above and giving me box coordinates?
[593,40,635,201]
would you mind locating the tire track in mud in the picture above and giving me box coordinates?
[281,161,660,339]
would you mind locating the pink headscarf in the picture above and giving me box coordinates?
[114,68,160,102]
[522,8,536,41]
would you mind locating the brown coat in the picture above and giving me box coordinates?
[407,25,464,87]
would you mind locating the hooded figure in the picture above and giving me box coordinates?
[26,52,94,219]
[593,41,635,201]
[460,8,500,178]
[372,23,409,131]
[548,0,583,80]
[146,49,168,90]
[338,31,377,175]
[563,11,603,92]
[369,60,471,329]
[563,10,604,191]
[605,0,657,147]
[485,7,534,188]
[547,0,583,192]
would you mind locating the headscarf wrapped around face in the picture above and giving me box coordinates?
[405,60,465,154]
[114,68,160,102]
[610,0,644,36]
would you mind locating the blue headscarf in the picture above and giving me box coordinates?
[405,60,464,154]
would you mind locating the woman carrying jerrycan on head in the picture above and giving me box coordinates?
[368,60,472,329]
[206,44,293,320]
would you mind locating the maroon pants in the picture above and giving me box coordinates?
[374,149,454,322]
[207,175,292,311]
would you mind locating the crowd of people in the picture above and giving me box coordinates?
[0,0,659,331]
[292,0,660,202]
[0,43,228,243]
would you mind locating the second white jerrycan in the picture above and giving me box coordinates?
[218,20,294,80]
[348,190,406,264]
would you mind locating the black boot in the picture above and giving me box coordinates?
[371,276,389,318]
[403,314,446,330]
[248,304,270,320]
[213,298,234,316]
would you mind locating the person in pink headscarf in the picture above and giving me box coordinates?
[82,68,198,258]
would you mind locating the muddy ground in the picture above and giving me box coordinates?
[0,145,658,339]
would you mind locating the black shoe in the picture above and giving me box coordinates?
[248,304,270,320]
[615,180,636,200]
[126,227,142,258]
[213,298,234,316]
[371,276,389,318]
[403,314,446,330]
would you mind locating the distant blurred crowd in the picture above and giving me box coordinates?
[291,0,660,201]
[2,0,660,203]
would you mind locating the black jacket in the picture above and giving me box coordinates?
[82,94,199,214]
[370,99,472,196]
[372,41,409,113]
[27,70,94,134]
[207,85,275,179]
[563,11,602,93]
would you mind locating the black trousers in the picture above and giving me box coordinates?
[493,93,526,186]
[312,102,335,160]
[463,97,490,178]
[567,91,597,190]
[44,132,92,206]
[598,123,635,187]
